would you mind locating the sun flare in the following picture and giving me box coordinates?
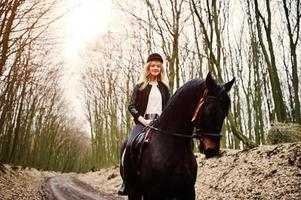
[62,0,113,61]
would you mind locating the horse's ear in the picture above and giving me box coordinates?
[205,72,217,91]
[224,77,235,92]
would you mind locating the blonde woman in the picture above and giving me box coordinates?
[118,53,170,195]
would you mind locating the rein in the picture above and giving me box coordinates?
[147,125,195,139]
[147,126,222,140]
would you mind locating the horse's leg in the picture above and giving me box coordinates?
[145,196,172,200]
[127,186,142,200]
[143,191,172,200]
[128,194,142,200]
[175,187,195,200]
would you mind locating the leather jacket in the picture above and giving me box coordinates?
[128,81,170,124]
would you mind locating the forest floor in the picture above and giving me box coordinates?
[0,142,300,200]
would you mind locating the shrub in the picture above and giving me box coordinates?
[266,123,301,144]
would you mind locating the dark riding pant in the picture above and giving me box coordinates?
[127,123,145,146]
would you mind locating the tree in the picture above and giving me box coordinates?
[282,0,301,123]
[0,0,92,172]
[254,0,287,122]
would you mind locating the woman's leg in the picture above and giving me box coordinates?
[127,123,144,146]
[118,123,144,196]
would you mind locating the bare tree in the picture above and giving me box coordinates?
[254,0,287,122]
[282,0,301,123]
[0,0,92,172]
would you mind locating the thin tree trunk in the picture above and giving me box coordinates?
[254,0,287,122]
[282,0,301,123]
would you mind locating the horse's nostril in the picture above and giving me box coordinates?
[205,148,219,158]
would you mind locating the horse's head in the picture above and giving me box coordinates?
[193,72,235,158]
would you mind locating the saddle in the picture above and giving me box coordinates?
[126,127,153,175]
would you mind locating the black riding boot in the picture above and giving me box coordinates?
[118,181,127,195]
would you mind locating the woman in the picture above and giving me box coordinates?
[118,53,170,195]
[128,53,170,144]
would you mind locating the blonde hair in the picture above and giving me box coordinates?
[139,61,169,90]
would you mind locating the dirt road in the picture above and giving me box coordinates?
[1,143,300,199]
[43,175,122,200]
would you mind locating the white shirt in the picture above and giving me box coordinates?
[145,83,162,116]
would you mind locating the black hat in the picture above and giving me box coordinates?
[147,53,163,63]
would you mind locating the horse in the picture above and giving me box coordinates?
[120,72,235,200]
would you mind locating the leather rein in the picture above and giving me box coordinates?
[147,125,221,140]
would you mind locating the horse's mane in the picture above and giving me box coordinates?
[153,79,206,128]
[153,78,231,129]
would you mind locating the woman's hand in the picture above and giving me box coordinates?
[138,116,152,126]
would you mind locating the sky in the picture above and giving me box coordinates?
[56,0,115,133]
[61,0,113,62]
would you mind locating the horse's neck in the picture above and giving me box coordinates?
[156,108,194,136]
[154,115,194,154]
[155,80,203,136]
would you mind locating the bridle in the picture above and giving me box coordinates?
[193,89,223,141]
[147,88,222,141]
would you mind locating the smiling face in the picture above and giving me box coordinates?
[148,60,162,80]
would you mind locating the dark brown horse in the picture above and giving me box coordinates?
[120,73,235,200]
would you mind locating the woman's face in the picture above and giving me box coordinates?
[149,60,162,78]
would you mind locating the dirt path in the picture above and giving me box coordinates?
[1,143,300,199]
[43,175,121,200]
